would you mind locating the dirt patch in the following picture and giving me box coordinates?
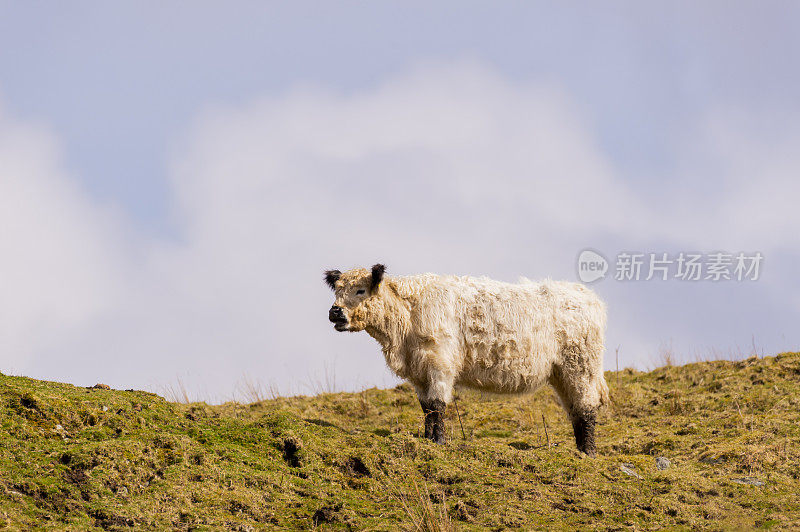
[88,508,134,529]
[281,437,302,467]
[64,468,88,485]
[344,456,370,477]
[312,504,342,525]
[19,394,38,410]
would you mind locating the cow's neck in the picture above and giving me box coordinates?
[365,282,411,376]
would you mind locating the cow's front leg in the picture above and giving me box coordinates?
[415,372,453,444]
[419,397,446,443]
[571,409,597,457]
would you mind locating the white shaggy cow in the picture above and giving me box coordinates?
[325,264,609,455]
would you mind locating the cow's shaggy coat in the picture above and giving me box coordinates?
[325,264,609,455]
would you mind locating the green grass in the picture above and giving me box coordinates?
[2,353,800,530]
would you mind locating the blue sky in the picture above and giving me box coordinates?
[2,2,799,400]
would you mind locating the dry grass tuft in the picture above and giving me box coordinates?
[161,377,191,404]
[384,475,456,532]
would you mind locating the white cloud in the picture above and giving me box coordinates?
[0,105,127,373]
[1,64,798,401]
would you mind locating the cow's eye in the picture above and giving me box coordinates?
[356,289,365,295]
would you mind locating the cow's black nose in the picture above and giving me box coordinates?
[329,306,345,322]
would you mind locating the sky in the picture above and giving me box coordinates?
[1,2,800,401]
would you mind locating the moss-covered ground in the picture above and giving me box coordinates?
[2,353,800,530]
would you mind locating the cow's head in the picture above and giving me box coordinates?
[324,264,386,332]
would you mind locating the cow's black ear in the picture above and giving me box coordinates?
[370,264,386,292]
[324,270,341,290]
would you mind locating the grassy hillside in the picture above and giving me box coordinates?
[2,353,800,531]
